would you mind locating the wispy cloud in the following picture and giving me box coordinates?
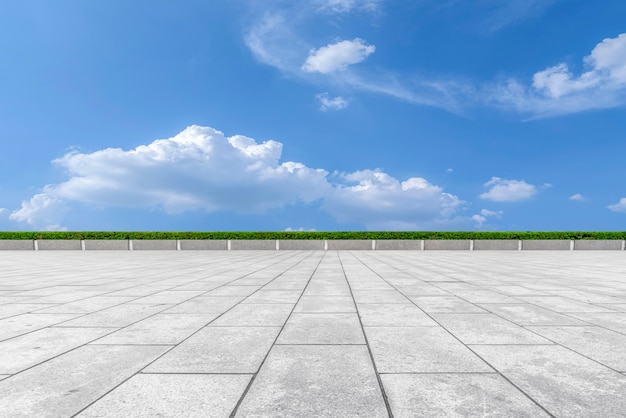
[316,93,349,110]
[480,177,537,202]
[313,0,382,14]
[9,125,468,231]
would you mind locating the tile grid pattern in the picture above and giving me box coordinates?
[0,251,625,417]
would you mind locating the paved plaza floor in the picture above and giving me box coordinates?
[0,250,625,417]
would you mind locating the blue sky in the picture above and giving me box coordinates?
[1,0,625,231]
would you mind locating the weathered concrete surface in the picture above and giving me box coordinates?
[0,250,625,417]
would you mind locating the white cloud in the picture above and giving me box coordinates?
[285,227,317,231]
[472,208,503,227]
[480,177,537,202]
[313,0,381,14]
[322,169,464,229]
[10,125,466,231]
[493,33,626,117]
[608,198,626,213]
[446,168,453,173]
[302,38,375,74]
[0,208,6,215]
[317,93,348,111]
[9,194,69,231]
[569,193,585,201]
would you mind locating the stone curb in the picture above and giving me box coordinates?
[0,239,625,251]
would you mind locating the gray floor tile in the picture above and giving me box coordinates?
[517,296,615,312]
[471,344,626,417]
[366,326,492,373]
[0,313,81,341]
[144,326,280,373]
[59,303,171,327]
[479,303,587,326]
[567,312,626,334]
[528,325,626,371]
[277,313,365,344]
[210,303,293,326]
[0,303,56,319]
[92,313,215,345]
[130,290,206,304]
[409,296,486,313]
[352,290,410,304]
[0,327,115,374]
[0,345,169,418]
[236,345,387,417]
[432,313,553,344]
[357,303,438,326]
[163,296,243,314]
[293,295,356,313]
[242,290,302,304]
[382,373,550,417]
[77,374,252,418]
[33,296,136,314]
[205,285,262,296]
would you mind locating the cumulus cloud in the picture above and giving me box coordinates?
[285,227,317,231]
[480,177,537,202]
[569,193,585,201]
[9,125,466,231]
[608,198,626,213]
[493,33,626,117]
[9,194,69,231]
[316,93,348,110]
[322,169,464,229]
[302,38,375,74]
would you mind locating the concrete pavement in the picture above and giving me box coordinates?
[0,250,625,417]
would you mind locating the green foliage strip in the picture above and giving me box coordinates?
[0,231,624,240]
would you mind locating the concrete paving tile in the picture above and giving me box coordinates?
[0,375,9,381]
[77,374,251,418]
[163,296,243,314]
[302,284,351,296]
[102,285,174,297]
[33,296,136,314]
[432,313,552,344]
[357,303,438,326]
[0,313,81,341]
[393,284,450,296]
[471,344,626,417]
[479,303,588,326]
[293,295,356,313]
[235,345,387,417]
[144,326,280,373]
[0,327,115,374]
[546,290,626,304]
[58,303,171,327]
[517,296,615,312]
[409,296,487,313]
[381,373,550,418]
[92,313,215,345]
[596,303,626,312]
[527,326,626,371]
[352,290,410,304]
[365,326,492,373]
[490,285,550,296]
[452,290,520,304]
[277,313,365,344]
[0,344,169,418]
[242,290,302,304]
[0,303,55,319]
[205,285,262,296]
[262,281,308,291]
[129,290,206,304]
[347,281,395,291]
[564,312,626,335]
[210,303,293,326]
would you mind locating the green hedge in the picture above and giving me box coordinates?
[0,231,625,240]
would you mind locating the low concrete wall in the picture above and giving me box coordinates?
[180,240,228,250]
[0,240,34,250]
[375,240,423,250]
[37,240,82,251]
[230,240,277,250]
[327,240,372,250]
[573,240,624,250]
[131,240,177,251]
[424,240,471,250]
[278,240,325,250]
[521,240,571,250]
[84,240,129,250]
[1,239,625,251]
[474,239,519,251]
